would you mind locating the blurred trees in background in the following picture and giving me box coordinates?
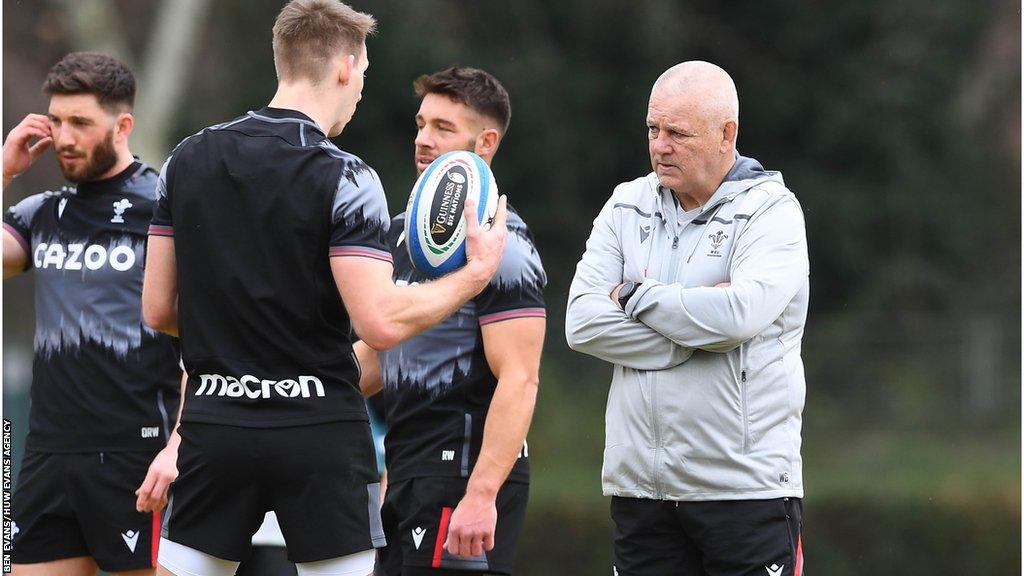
[3,1,1020,573]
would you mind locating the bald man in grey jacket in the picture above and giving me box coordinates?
[566,61,809,576]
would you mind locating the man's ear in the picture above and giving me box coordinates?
[338,54,356,86]
[474,128,501,158]
[115,112,134,143]
[721,119,738,153]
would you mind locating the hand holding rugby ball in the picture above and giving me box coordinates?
[405,151,504,278]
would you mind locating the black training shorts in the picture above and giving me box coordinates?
[162,421,385,563]
[611,496,804,576]
[378,476,529,575]
[236,545,297,576]
[11,450,161,571]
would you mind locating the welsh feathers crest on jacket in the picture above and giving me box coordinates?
[707,230,729,256]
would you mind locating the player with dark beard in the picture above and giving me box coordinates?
[3,52,181,576]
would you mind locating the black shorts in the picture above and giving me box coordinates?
[378,477,528,575]
[163,421,384,563]
[611,496,804,576]
[11,450,161,571]
[236,545,297,576]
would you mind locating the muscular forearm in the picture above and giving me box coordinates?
[337,199,508,351]
[343,260,491,351]
[382,267,485,344]
[167,370,187,444]
[135,370,185,513]
[354,341,382,397]
[466,373,538,498]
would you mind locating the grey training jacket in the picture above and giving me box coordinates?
[566,155,809,501]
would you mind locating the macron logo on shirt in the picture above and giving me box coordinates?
[195,373,326,399]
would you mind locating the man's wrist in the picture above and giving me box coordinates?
[465,477,500,500]
[617,281,640,310]
[166,429,182,448]
[460,258,494,292]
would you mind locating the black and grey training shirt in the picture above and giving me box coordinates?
[380,207,546,484]
[4,161,182,452]
[149,107,391,428]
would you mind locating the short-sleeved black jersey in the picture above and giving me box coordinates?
[379,207,546,484]
[3,162,182,452]
[150,107,391,427]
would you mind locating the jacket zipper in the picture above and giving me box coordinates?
[649,371,663,498]
[652,198,679,499]
[740,367,750,454]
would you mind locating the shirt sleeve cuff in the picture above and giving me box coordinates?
[148,224,174,237]
[3,222,30,256]
[328,245,393,263]
[478,307,546,326]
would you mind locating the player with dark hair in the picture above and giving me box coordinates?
[2,51,181,576]
[356,66,546,576]
[139,2,508,576]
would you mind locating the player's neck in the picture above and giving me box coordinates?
[93,149,137,182]
[268,85,337,136]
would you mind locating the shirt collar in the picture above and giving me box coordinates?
[75,160,144,194]
[249,106,326,139]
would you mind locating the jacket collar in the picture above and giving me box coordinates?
[649,152,779,226]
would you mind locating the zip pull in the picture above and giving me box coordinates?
[672,236,679,249]
[741,370,747,382]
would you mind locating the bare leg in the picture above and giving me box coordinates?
[112,569,157,576]
[12,557,98,576]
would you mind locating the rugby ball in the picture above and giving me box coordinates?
[405,151,498,277]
